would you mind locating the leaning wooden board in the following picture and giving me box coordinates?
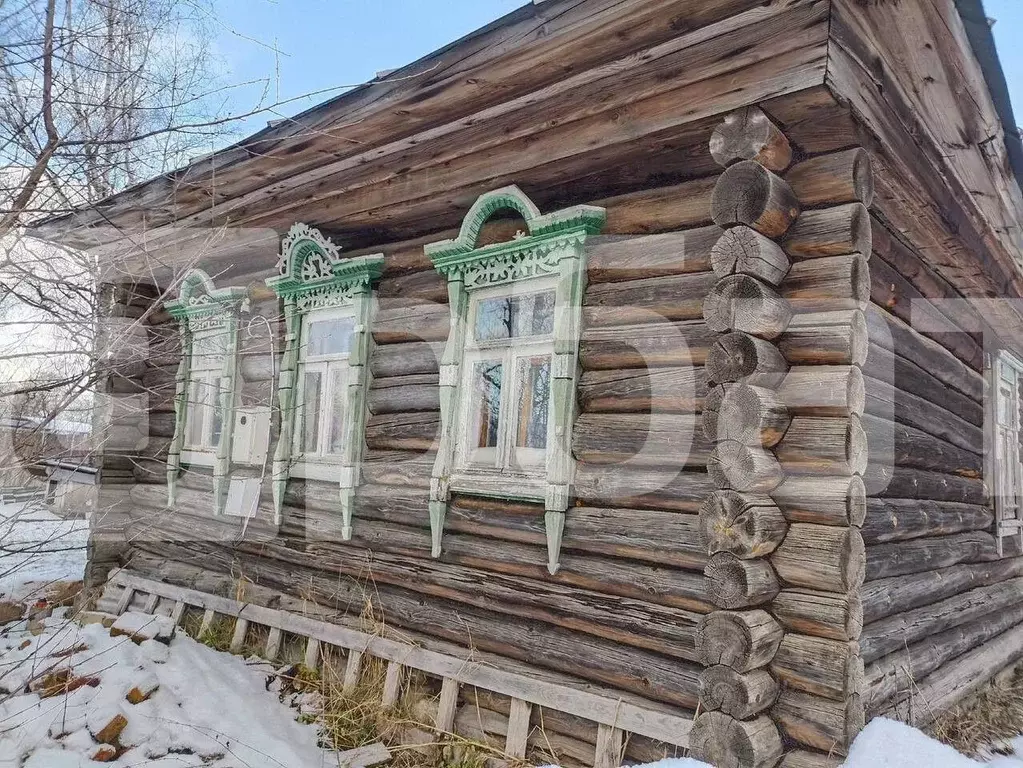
[102,569,694,754]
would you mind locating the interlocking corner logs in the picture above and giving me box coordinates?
[425,185,606,573]
[690,106,871,768]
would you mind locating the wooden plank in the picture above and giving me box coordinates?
[381,661,404,708]
[142,593,160,614]
[436,677,459,733]
[198,608,215,638]
[594,724,624,768]
[114,587,135,615]
[304,638,321,671]
[343,649,364,692]
[229,618,249,654]
[265,627,283,661]
[170,601,186,626]
[106,570,694,746]
[506,698,533,759]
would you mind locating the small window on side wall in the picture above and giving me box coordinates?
[993,350,1023,556]
[426,185,606,574]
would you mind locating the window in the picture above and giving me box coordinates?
[184,328,228,453]
[993,350,1023,555]
[426,186,606,573]
[163,269,247,511]
[457,283,555,476]
[294,311,355,460]
[265,223,384,535]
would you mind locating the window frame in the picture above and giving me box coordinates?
[265,223,384,534]
[292,305,357,476]
[182,325,230,458]
[164,269,247,513]
[451,277,558,495]
[992,349,1023,556]
[426,186,605,573]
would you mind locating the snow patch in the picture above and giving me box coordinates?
[0,617,358,767]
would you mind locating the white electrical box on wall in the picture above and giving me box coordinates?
[232,406,271,466]
[225,477,262,518]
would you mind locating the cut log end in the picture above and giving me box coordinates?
[690,711,784,768]
[709,440,785,494]
[786,147,875,208]
[704,274,793,339]
[783,203,872,260]
[709,107,793,171]
[706,552,780,609]
[712,161,801,237]
[701,490,788,559]
[718,383,792,448]
[700,665,779,719]
[710,226,790,285]
[707,331,789,388]
[697,609,784,671]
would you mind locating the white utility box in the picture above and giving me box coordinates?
[231,406,270,466]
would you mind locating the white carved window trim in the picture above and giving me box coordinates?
[426,185,605,574]
[993,349,1023,556]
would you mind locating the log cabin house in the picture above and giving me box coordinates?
[29,0,1023,766]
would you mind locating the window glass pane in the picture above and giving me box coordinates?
[474,290,555,341]
[192,331,227,370]
[514,356,551,449]
[209,377,223,447]
[186,379,204,446]
[300,369,322,454]
[328,365,347,455]
[305,317,354,357]
[470,361,503,449]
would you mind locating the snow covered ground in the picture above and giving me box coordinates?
[0,614,358,767]
[0,500,87,602]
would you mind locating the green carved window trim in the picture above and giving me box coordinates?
[164,269,247,514]
[266,223,385,535]
[426,185,605,574]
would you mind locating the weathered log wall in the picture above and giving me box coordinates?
[859,161,1023,727]
[77,89,885,768]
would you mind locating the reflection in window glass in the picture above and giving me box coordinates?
[192,331,227,370]
[471,361,503,449]
[186,379,204,446]
[210,377,223,447]
[300,371,322,454]
[328,366,347,454]
[474,290,555,342]
[306,317,354,357]
[515,356,550,449]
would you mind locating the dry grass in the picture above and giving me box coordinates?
[929,666,1023,757]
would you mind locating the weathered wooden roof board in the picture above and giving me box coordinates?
[31,0,830,247]
[26,0,1023,343]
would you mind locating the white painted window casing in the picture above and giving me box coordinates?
[291,307,356,480]
[450,279,557,500]
[994,350,1023,556]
